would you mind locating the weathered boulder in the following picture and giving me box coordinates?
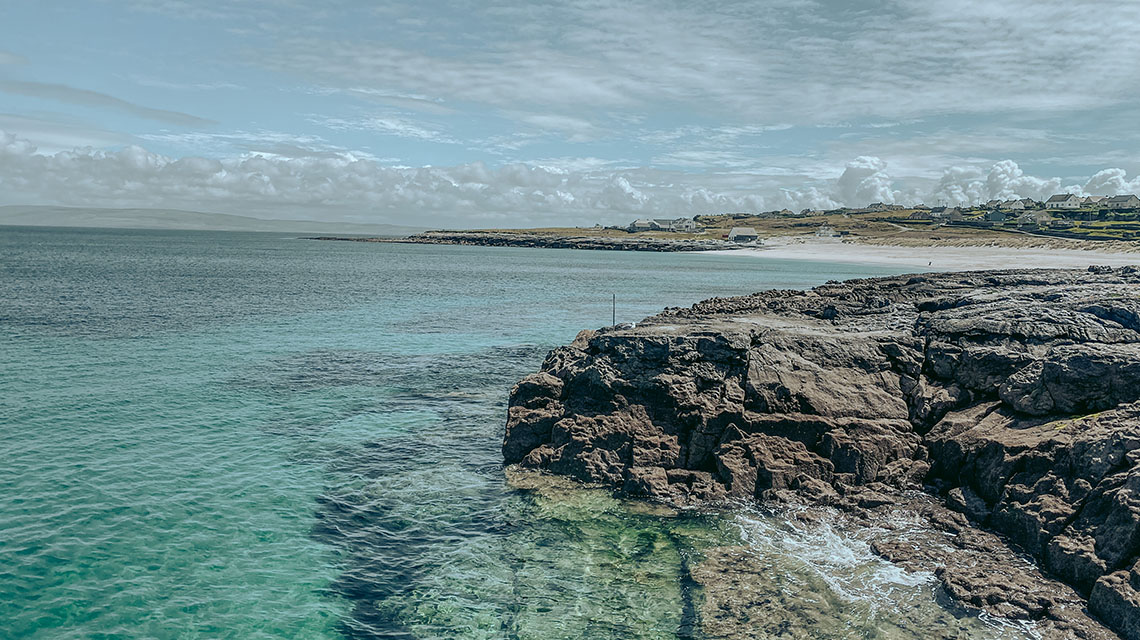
[503,372,564,464]
[504,268,1140,639]
[1000,344,1140,416]
[1091,560,1140,640]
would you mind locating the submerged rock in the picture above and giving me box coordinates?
[504,268,1140,639]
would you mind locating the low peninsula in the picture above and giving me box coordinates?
[504,267,1140,640]
[307,230,738,252]
[309,203,1140,257]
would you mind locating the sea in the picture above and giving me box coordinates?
[1,226,1037,639]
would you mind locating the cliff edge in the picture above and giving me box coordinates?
[504,267,1140,640]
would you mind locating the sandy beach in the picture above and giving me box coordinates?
[709,237,1140,271]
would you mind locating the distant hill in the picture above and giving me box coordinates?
[0,205,424,236]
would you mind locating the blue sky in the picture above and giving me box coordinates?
[2,0,1139,226]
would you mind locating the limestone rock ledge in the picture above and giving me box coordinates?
[503,267,1140,640]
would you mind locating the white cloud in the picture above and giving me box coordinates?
[0,113,134,154]
[525,156,629,173]
[834,156,898,205]
[1083,168,1140,196]
[929,160,1063,204]
[3,131,1138,227]
[309,115,458,144]
[926,160,1140,205]
[1,130,36,155]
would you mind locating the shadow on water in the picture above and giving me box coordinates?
[238,345,535,638]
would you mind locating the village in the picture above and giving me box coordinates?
[616,192,1140,244]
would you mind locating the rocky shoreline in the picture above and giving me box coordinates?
[307,231,744,252]
[503,267,1140,639]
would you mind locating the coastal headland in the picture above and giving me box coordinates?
[310,205,1140,253]
[309,206,1140,268]
[306,230,739,252]
[503,267,1140,639]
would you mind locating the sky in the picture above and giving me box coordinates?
[2,0,1140,227]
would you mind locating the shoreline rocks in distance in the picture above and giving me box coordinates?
[306,230,749,252]
[503,266,1140,640]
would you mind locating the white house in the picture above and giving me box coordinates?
[666,217,701,232]
[1104,194,1140,209]
[999,199,1026,211]
[1045,194,1082,209]
[1083,195,1107,207]
[728,227,759,242]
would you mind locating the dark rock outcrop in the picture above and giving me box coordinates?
[504,267,1140,639]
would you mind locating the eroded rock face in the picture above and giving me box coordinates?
[504,267,1140,639]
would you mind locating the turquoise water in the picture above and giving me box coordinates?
[1,227,1030,639]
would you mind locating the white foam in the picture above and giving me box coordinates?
[731,506,1042,638]
[734,506,933,613]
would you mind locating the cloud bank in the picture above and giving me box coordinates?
[2,131,1139,227]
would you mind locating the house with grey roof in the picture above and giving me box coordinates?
[728,226,759,242]
[1045,194,1082,209]
[628,218,661,232]
[1104,194,1140,209]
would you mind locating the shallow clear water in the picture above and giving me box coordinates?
[1,226,1031,639]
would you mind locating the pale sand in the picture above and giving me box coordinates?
[706,237,1140,271]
